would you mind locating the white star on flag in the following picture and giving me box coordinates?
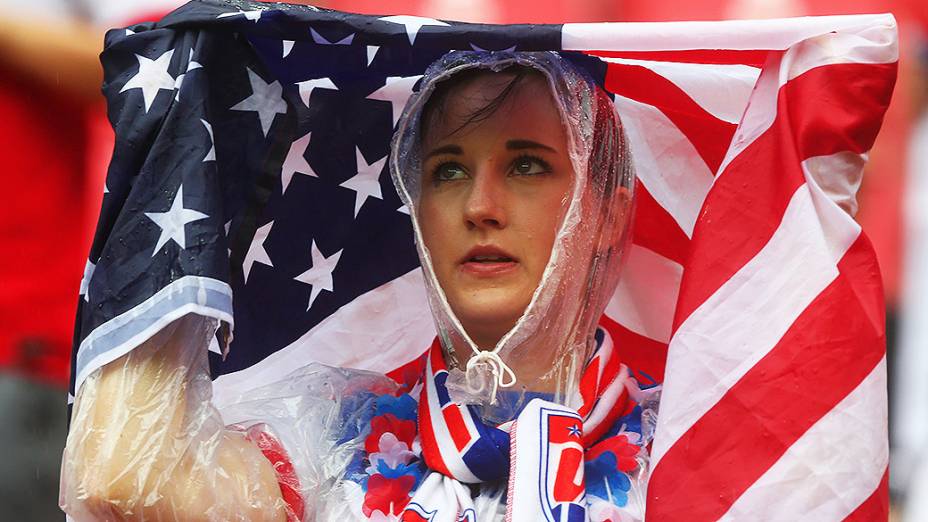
[224,219,233,257]
[379,15,449,45]
[310,28,354,45]
[470,43,517,53]
[366,45,380,66]
[208,335,223,355]
[296,77,338,108]
[243,221,274,283]
[282,40,295,58]
[79,259,96,302]
[340,147,387,217]
[174,49,203,101]
[294,240,343,310]
[120,49,175,113]
[282,131,317,193]
[144,184,209,256]
[201,119,216,162]
[217,9,262,21]
[367,75,422,126]
[230,68,287,137]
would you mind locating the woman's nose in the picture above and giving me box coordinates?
[463,170,507,230]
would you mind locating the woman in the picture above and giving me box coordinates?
[61,50,647,521]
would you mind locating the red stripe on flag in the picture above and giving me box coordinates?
[631,182,690,266]
[782,63,896,159]
[603,62,736,173]
[600,314,667,386]
[844,467,889,522]
[673,62,895,331]
[587,49,770,67]
[647,234,886,521]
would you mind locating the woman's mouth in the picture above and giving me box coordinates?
[459,247,519,277]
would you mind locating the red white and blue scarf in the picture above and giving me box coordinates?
[356,327,652,521]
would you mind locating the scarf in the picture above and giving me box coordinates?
[374,328,644,522]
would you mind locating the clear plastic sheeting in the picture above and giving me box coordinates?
[60,314,289,521]
[61,312,407,521]
[390,50,635,415]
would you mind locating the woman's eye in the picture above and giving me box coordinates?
[433,162,467,182]
[511,156,551,176]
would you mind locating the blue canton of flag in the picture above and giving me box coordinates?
[70,0,574,403]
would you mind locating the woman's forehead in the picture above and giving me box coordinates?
[422,71,565,148]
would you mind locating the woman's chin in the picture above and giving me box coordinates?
[451,294,529,348]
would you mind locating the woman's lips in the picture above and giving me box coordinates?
[459,259,519,277]
[458,245,519,277]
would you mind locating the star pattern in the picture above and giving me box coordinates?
[201,119,216,162]
[296,77,338,108]
[120,49,175,112]
[230,68,288,137]
[367,75,422,126]
[217,9,262,22]
[366,45,380,66]
[281,131,317,193]
[340,147,387,217]
[294,240,344,311]
[471,43,517,53]
[243,221,274,283]
[311,28,354,45]
[144,184,209,256]
[79,259,96,302]
[567,424,582,438]
[174,48,203,102]
[282,40,295,58]
[78,1,549,400]
[379,15,450,45]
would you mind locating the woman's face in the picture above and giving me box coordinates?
[418,71,573,349]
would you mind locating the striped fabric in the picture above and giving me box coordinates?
[563,17,897,521]
[418,329,631,484]
[83,4,898,518]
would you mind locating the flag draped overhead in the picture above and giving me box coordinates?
[72,0,897,519]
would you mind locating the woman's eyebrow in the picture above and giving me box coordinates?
[506,139,557,153]
[424,144,462,159]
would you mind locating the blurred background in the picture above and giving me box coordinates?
[0,0,924,520]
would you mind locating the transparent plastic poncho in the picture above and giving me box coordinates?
[60,50,639,522]
[390,50,635,417]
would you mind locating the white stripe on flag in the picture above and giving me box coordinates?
[719,357,888,521]
[601,57,760,124]
[801,151,868,217]
[718,28,898,176]
[651,183,860,470]
[606,244,682,344]
[212,268,435,408]
[561,14,896,52]
[612,95,714,237]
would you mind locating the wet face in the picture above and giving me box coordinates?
[418,71,573,349]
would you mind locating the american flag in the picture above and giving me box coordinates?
[71,0,897,519]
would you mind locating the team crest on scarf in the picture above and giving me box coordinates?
[508,403,587,522]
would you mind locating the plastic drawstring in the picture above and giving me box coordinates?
[464,350,517,404]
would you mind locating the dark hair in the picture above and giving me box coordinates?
[420,65,543,141]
